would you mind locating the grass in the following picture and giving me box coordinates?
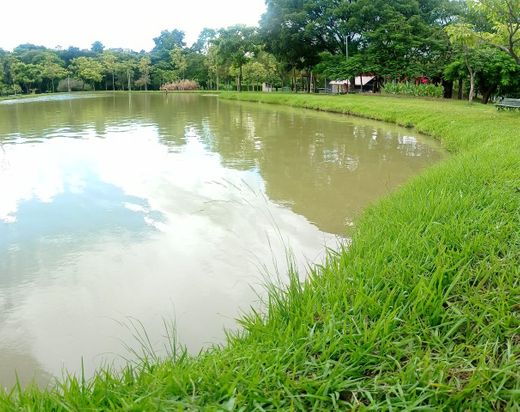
[1,92,519,410]
[0,93,43,101]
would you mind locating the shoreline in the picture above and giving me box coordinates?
[1,92,519,410]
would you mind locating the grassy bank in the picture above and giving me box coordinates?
[1,93,519,410]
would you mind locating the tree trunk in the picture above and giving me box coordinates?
[468,69,475,103]
[238,65,242,92]
[112,72,115,91]
[458,78,463,100]
[481,85,496,104]
[442,79,453,99]
[127,69,131,91]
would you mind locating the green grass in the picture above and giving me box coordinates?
[1,93,519,410]
[0,93,43,101]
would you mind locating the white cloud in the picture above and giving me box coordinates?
[0,0,266,51]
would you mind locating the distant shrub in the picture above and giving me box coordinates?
[160,80,199,92]
[382,82,443,98]
[0,83,22,96]
[57,78,88,92]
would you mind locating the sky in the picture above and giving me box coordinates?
[0,0,266,52]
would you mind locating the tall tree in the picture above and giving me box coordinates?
[91,41,105,55]
[12,44,48,64]
[101,51,118,90]
[348,0,450,81]
[40,53,67,92]
[136,56,152,90]
[192,28,218,54]
[261,0,328,87]
[116,57,137,91]
[151,29,186,62]
[473,47,520,101]
[470,0,520,64]
[70,57,104,90]
[217,25,257,92]
[11,60,43,93]
[446,23,481,101]
[170,46,188,80]
[58,46,90,65]
[205,43,224,90]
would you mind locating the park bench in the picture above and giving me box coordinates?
[496,97,520,111]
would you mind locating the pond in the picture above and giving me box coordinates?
[0,93,444,388]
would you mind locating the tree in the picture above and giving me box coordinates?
[192,28,218,54]
[445,46,520,102]
[0,49,9,85]
[58,46,89,65]
[101,51,118,90]
[261,0,357,60]
[12,43,48,64]
[39,52,67,92]
[474,47,520,101]
[151,29,186,62]
[471,0,520,64]
[261,0,328,90]
[135,56,151,90]
[205,43,223,90]
[243,61,268,90]
[91,41,105,55]
[446,23,481,101]
[217,25,257,91]
[185,52,209,88]
[70,57,104,90]
[11,60,43,93]
[170,46,187,80]
[116,58,137,91]
[347,0,451,82]
[315,52,363,80]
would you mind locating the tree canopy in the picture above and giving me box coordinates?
[0,1,518,101]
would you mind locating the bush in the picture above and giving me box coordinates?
[382,82,443,98]
[0,83,22,96]
[160,80,199,91]
[57,78,88,92]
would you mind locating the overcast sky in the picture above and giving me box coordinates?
[0,0,266,52]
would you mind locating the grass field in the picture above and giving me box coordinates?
[1,92,519,410]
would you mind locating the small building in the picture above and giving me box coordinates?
[262,83,274,93]
[330,80,349,94]
[330,75,376,93]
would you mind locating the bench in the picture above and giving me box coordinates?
[496,97,520,110]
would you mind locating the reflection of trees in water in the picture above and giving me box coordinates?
[0,94,441,234]
[200,100,442,234]
[0,94,187,145]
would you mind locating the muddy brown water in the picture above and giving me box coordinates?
[0,93,444,388]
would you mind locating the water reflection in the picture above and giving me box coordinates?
[0,93,443,388]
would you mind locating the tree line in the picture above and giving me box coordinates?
[0,0,519,103]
